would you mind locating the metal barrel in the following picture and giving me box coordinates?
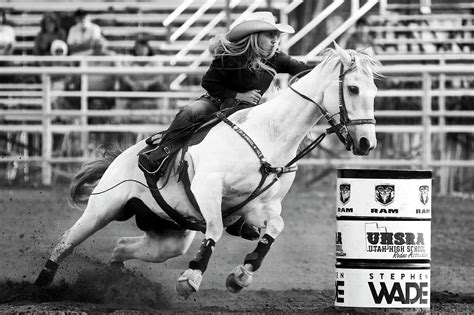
[335,169,432,312]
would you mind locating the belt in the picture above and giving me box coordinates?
[200,94,222,109]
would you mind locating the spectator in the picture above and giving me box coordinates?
[50,39,68,56]
[74,35,114,57]
[69,36,118,123]
[47,39,70,85]
[0,10,15,56]
[119,38,167,92]
[33,13,67,55]
[409,19,437,54]
[86,36,118,90]
[67,8,102,55]
[68,36,117,89]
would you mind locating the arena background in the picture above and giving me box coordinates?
[0,0,473,313]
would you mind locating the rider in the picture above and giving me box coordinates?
[139,11,312,174]
[139,12,312,240]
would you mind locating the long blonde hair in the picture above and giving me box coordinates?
[208,32,278,76]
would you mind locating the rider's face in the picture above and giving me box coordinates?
[258,31,280,57]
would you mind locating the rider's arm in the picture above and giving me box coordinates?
[269,51,313,76]
[201,58,238,100]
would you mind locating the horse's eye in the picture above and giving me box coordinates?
[348,86,359,95]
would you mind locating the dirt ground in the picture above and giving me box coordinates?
[0,174,473,314]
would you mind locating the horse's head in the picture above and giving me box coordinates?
[320,43,382,156]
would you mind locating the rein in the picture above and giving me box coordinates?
[212,55,376,213]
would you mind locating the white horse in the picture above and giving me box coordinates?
[34,44,382,298]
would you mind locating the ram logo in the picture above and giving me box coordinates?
[375,184,395,206]
[339,184,351,205]
[419,185,429,205]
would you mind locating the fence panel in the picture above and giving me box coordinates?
[0,56,472,194]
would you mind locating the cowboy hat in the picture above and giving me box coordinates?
[227,11,295,42]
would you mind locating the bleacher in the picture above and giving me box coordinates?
[368,2,473,55]
[3,0,286,56]
[1,0,473,57]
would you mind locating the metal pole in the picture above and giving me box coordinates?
[41,74,52,185]
[225,0,231,29]
[438,65,448,194]
[80,60,89,158]
[421,72,432,171]
[379,0,387,15]
[351,0,359,15]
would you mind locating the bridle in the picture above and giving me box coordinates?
[206,55,376,215]
[289,55,376,151]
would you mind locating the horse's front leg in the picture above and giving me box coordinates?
[176,172,224,299]
[226,202,284,293]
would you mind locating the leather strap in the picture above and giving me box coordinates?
[144,172,206,232]
[215,112,297,175]
[215,111,298,214]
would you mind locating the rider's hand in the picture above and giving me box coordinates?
[236,89,261,105]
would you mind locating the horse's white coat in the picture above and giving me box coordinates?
[45,46,380,294]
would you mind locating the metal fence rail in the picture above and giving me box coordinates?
[0,57,473,194]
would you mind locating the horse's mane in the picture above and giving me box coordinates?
[318,47,383,79]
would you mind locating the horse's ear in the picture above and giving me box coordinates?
[362,47,374,57]
[333,41,352,68]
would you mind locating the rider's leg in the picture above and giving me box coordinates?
[139,98,217,173]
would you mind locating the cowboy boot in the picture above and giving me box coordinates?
[138,145,171,175]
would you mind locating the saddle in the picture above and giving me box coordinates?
[138,103,251,180]
[138,104,253,232]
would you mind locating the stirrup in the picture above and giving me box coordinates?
[139,153,170,175]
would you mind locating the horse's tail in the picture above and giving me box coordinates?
[68,146,123,209]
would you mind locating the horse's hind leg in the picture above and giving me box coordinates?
[111,230,196,263]
[35,195,122,286]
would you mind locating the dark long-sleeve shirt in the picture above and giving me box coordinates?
[201,50,312,101]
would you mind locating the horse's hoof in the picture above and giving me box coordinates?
[226,273,244,293]
[176,269,202,299]
[176,279,195,299]
[34,260,59,287]
[34,269,54,287]
[226,265,253,293]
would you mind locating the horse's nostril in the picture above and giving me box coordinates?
[359,137,371,153]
